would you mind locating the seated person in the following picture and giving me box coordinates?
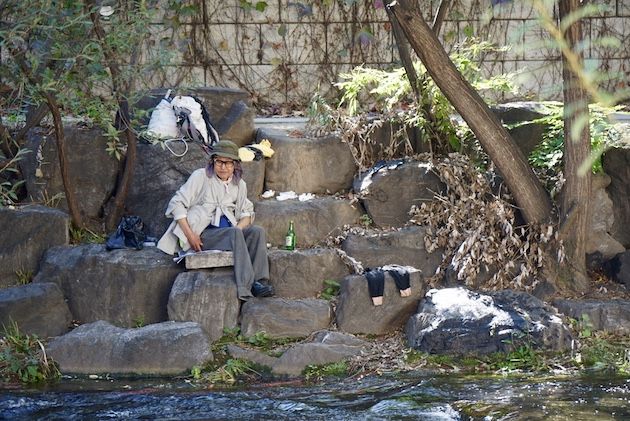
[157,140,274,299]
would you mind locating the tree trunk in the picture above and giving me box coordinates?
[88,4,138,231]
[558,0,591,292]
[388,0,552,224]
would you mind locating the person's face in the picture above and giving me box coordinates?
[214,156,235,181]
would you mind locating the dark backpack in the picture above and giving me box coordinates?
[105,216,147,251]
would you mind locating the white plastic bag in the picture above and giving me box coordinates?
[146,90,179,140]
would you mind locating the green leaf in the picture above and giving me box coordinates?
[278,24,287,37]
[255,1,268,12]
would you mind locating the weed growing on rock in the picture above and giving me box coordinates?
[0,321,60,384]
[319,280,341,301]
[303,361,348,383]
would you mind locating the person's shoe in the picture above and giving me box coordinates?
[251,280,274,297]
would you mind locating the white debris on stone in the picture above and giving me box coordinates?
[276,191,298,201]
[298,193,315,202]
[261,190,275,199]
[423,287,512,333]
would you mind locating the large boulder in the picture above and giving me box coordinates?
[553,298,630,335]
[258,128,357,194]
[19,123,118,230]
[255,197,363,247]
[240,298,332,339]
[587,174,625,258]
[125,143,265,239]
[336,272,427,335]
[341,225,442,273]
[47,320,212,375]
[355,160,445,228]
[602,143,630,248]
[406,288,573,355]
[167,269,240,342]
[0,282,72,338]
[0,205,69,288]
[268,248,351,298]
[32,245,181,327]
[227,330,366,376]
[135,87,255,146]
[491,101,550,157]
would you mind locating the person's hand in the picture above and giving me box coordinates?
[187,232,203,252]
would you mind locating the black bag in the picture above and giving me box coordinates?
[105,216,147,251]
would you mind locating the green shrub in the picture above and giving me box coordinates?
[0,321,60,384]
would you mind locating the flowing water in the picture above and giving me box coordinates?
[1,373,629,420]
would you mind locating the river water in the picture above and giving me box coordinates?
[1,373,629,420]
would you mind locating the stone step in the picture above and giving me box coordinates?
[256,128,357,195]
[185,250,234,269]
[268,248,351,298]
[255,196,363,248]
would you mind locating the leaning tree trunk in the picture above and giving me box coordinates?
[558,0,591,292]
[388,0,552,224]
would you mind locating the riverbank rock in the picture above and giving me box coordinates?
[240,298,332,339]
[33,245,181,327]
[336,272,427,335]
[0,205,69,288]
[603,251,630,289]
[255,197,362,247]
[354,160,445,228]
[259,128,356,194]
[603,145,630,248]
[553,298,630,335]
[341,225,442,272]
[167,269,240,342]
[406,288,573,355]
[19,124,118,231]
[47,320,212,375]
[586,174,625,258]
[0,282,71,338]
[268,248,350,298]
[227,330,366,376]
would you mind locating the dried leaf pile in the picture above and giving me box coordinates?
[409,153,563,292]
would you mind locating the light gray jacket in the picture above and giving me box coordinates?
[157,168,253,254]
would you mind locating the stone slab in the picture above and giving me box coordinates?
[185,250,234,269]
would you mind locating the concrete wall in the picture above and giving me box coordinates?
[145,1,630,108]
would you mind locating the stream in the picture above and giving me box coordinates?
[1,372,629,420]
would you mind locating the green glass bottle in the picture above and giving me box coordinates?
[285,220,296,251]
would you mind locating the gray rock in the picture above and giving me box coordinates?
[341,225,442,274]
[406,288,573,355]
[0,205,69,288]
[553,298,630,335]
[336,272,427,335]
[268,248,350,298]
[167,270,240,342]
[241,159,265,201]
[491,101,550,157]
[240,298,332,339]
[603,145,630,248]
[587,174,625,258]
[227,330,366,376]
[603,250,630,289]
[355,160,445,228]
[0,282,72,338]
[47,320,212,375]
[32,245,181,327]
[125,142,208,239]
[255,197,363,247]
[258,128,356,194]
[19,124,118,230]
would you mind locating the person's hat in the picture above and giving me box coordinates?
[210,140,241,161]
